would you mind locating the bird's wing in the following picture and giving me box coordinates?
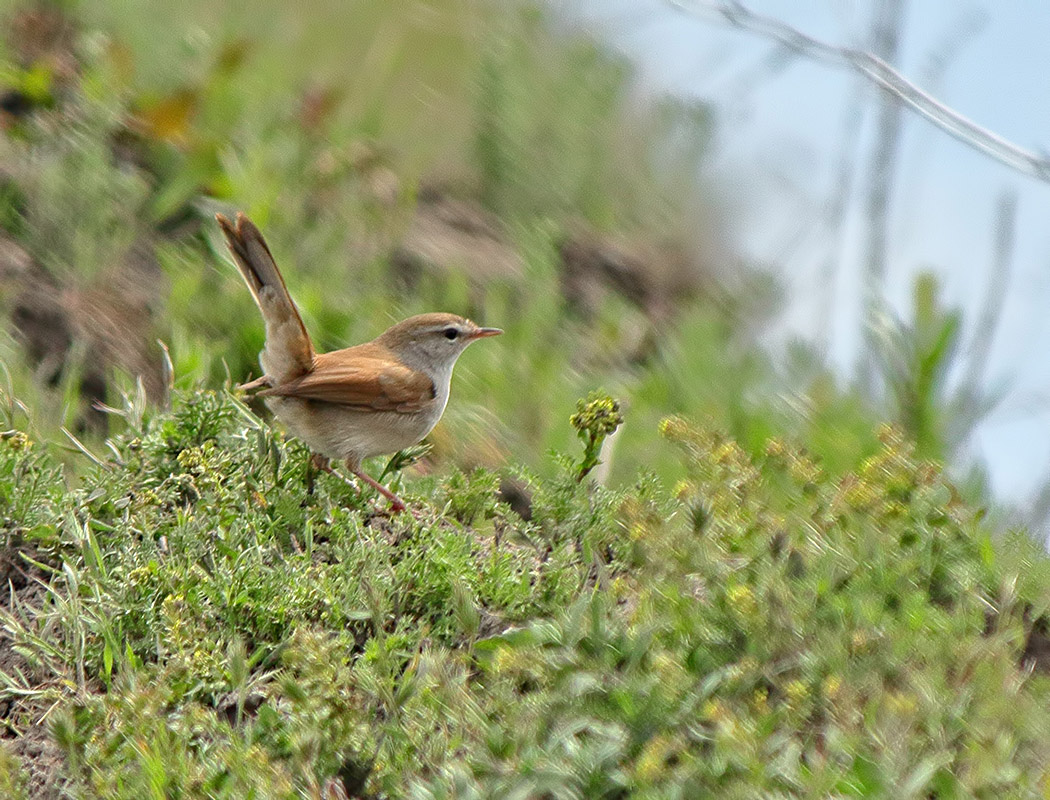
[260,348,436,413]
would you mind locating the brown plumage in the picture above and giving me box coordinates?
[216,213,313,381]
[260,348,436,412]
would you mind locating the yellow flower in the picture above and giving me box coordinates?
[886,691,917,715]
[2,431,30,450]
[726,584,757,617]
[714,442,739,465]
[702,699,728,721]
[764,438,785,457]
[635,735,675,783]
[784,679,809,705]
[822,675,842,701]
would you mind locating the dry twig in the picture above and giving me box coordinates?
[670,0,1050,183]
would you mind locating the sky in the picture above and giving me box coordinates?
[566,0,1050,514]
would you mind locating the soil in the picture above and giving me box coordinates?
[0,232,168,433]
[391,187,524,291]
[558,226,706,321]
[391,186,713,330]
[1022,615,1050,673]
[0,540,67,799]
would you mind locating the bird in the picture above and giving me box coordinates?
[215,211,501,512]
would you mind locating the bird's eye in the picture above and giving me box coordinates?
[443,327,459,340]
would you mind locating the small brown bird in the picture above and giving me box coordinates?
[216,212,501,512]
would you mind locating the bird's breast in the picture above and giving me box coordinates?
[266,393,446,463]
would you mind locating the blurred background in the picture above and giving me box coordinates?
[574,0,1050,522]
[1,0,1047,531]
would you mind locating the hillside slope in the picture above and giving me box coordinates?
[1,390,1049,797]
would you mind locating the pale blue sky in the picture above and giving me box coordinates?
[568,1,1050,512]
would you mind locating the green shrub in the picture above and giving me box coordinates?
[1,391,1049,797]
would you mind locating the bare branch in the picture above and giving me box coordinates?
[670,0,1050,183]
[961,190,1018,395]
[815,80,865,350]
[859,0,907,391]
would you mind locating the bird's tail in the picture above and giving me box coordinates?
[216,212,314,383]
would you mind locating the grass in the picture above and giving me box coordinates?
[0,0,887,491]
[1,0,751,469]
[1,389,1050,796]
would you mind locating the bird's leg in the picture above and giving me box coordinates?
[312,453,361,494]
[310,453,410,514]
[236,374,271,392]
[307,453,329,495]
[347,459,408,514]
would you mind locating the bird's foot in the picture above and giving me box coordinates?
[236,374,271,393]
[311,455,416,516]
[349,463,412,515]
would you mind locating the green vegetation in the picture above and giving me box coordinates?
[0,0,791,482]
[0,0,1044,797]
[3,390,1050,797]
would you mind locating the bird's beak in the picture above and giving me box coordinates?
[470,327,503,339]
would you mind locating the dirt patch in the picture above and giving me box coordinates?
[0,233,168,430]
[0,540,67,799]
[392,187,714,331]
[1,3,79,130]
[4,722,66,800]
[6,4,78,80]
[0,538,50,611]
[558,226,707,321]
[1022,615,1050,673]
[391,187,523,290]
